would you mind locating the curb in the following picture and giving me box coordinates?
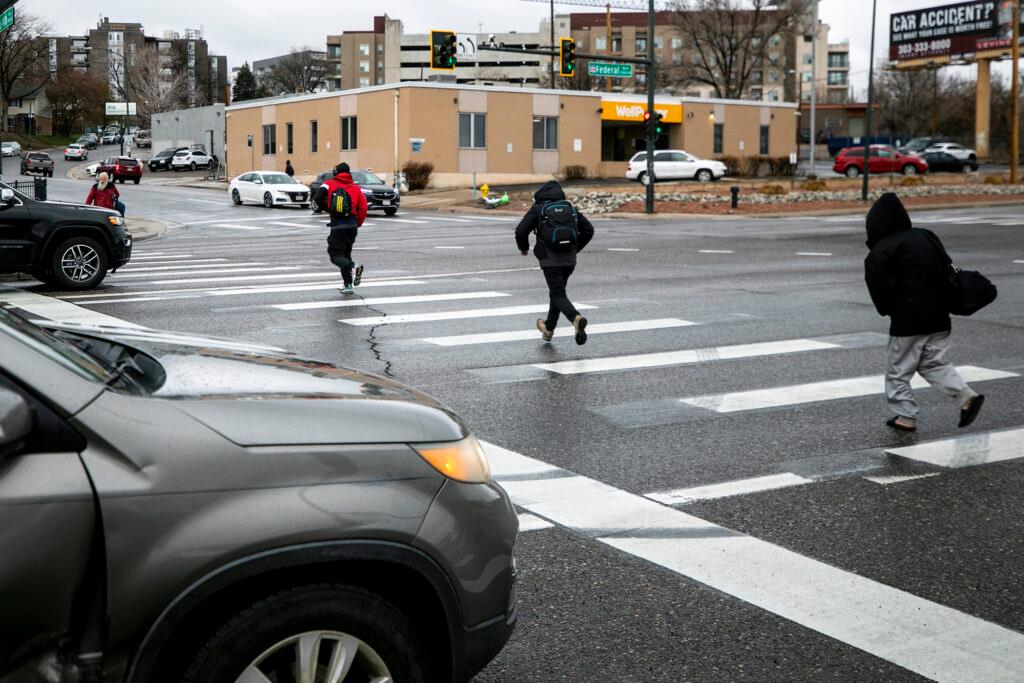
[127,217,167,242]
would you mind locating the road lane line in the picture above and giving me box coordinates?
[273,291,509,311]
[796,252,834,256]
[340,303,597,326]
[128,254,198,260]
[646,473,813,506]
[422,318,697,346]
[533,338,839,375]
[681,366,1018,413]
[434,246,465,249]
[482,440,1024,682]
[886,427,1024,469]
[699,249,734,254]
[608,248,640,252]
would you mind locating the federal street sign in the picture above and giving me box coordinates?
[588,62,634,78]
[0,7,14,34]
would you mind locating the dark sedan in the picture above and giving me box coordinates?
[920,151,965,173]
[310,169,400,216]
[147,147,189,172]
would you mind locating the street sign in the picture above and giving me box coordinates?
[456,34,477,61]
[0,6,14,34]
[105,102,137,116]
[588,62,634,78]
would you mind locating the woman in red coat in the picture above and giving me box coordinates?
[86,172,120,211]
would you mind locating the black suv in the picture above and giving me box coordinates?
[310,169,400,216]
[0,183,132,289]
[148,147,189,172]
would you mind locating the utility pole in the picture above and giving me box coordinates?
[606,3,613,92]
[808,0,818,176]
[862,0,877,202]
[644,0,655,214]
[550,0,555,86]
[1012,0,1020,185]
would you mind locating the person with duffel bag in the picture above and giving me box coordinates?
[313,162,368,295]
[864,192,996,432]
[515,180,595,345]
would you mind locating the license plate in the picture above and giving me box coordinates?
[382,200,391,206]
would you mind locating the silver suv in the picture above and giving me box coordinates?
[0,306,517,682]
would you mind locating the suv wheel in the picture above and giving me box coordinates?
[183,584,431,683]
[190,161,197,171]
[51,237,108,290]
[845,165,860,178]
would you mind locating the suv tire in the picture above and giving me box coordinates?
[845,165,860,178]
[182,584,432,683]
[50,236,108,290]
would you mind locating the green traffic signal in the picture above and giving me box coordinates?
[559,37,576,77]
[431,30,458,71]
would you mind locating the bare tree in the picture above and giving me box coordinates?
[664,0,811,100]
[0,11,53,132]
[46,70,107,135]
[129,48,188,121]
[874,68,939,140]
[268,48,326,94]
[555,60,597,92]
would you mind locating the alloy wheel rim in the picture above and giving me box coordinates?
[236,630,392,683]
[60,244,100,282]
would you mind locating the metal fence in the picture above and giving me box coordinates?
[4,178,47,201]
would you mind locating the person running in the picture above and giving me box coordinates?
[285,159,295,177]
[864,192,985,432]
[515,180,594,345]
[313,162,367,295]
[85,172,120,210]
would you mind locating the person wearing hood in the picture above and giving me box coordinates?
[515,180,595,344]
[313,162,368,295]
[864,192,984,432]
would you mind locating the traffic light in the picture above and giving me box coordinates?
[431,30,457,70]
[559,37,576,77]
[652,111,664,136]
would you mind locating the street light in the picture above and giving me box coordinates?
[84,44,132,155]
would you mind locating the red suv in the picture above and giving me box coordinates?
[833,145,928,178]
[97,156,143,184]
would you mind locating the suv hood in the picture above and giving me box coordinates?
[40,200,119,221]
[37,321,467,446]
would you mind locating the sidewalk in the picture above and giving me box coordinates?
[127,217,166,241]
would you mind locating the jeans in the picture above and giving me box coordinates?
[885,331,973,419]
[542,266,579,330]
[328,227,357,286]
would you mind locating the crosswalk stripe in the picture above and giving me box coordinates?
[266,221,315,228]
[533,338,839,375]
[0,289,144,328]
[608,248,640,252]
[411,215,473,223]
[209,223,265,230]
[435,246,465,249]
[681,366,1018,413]
[340,303,597,326]
[422,318,697,347]
[117,262,265,273]
[887,427,1024,468]
[517,513,554,532]
[482,440,1024,681]
[863,473,942,485]
[376,218,428,224]
[113,266,300,280]
[63,279,428,302]
[146,272,341,285]
[796,252,833,256]
[129,254,198,261]
[699,249,733,254]
[272,291,509,311]
[646,473,813,506]
[467,215,515,222]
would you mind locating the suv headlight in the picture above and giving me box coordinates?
[107,215,125,226]
[411,434,492,483]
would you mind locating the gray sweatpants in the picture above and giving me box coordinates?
[885,331,974,420]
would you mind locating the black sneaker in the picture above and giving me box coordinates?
[958,394,985,428]
[353,264,364,287]
[572,315,588,345]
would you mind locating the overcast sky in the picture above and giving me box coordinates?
[23,0,1012,97]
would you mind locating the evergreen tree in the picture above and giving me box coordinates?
[232,62,259,102]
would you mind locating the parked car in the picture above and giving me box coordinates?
[0,182,131,289]
[0,141,21,158]
[147,147,189,172]
[64,144,89,161]
[832,145,929,178]
[170,148,214,171]
[0,305,517,683]
[920,151,966,173]
[896,137,942,156]
[230,171,312,208]
[20,152,54,177]
[134,130,152,148]
[85,162,100,177]
[310,169,401,216]
[97,156,143,184]
[626,150,727,184]
[922,142,978,170]
[76,134,99,150]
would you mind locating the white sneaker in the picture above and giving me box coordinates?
[340,285,354,295]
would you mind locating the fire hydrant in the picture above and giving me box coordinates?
[479,183,490,199]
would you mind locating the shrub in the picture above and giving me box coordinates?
[760,184,787,196]
[563,164,587,180]
[801,179,827,191]
[742,155,767,177]
[401,161,434,191]
[983,175,1006,185]
[770,156,797,177]
[899,176,924,187]
[717,155,742,176]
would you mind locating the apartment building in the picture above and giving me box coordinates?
[253,50,328,94]
[824,41,850,104]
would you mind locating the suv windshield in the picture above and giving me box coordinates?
[262,173,295,185]
[352,171,384,185]
[158,149,180,158]
[119,158,140,166]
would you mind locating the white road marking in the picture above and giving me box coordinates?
[533,338,839,375]
[183,197,226,205]
[863,473,942,485]
[608,248,640,252]
[517,513,554,532]
[482,440,1024,682]
[353,246,379,250]
[0,289,143,328]
[266,221,315,228]
[80,296,173,305]
[145,272,342,285]
[187,216,285,226]
[1014,260,1024,264]
[466,215,515,222]
[273,291,509,311]
[341,303,597,326]
[411,215,473,223]
[375,217,428,224]
[646,473,812,506]
[64,279,428,303]
[129,254,199,260]
[681,366,1018,413]
[796,252,834,256]
[113,266,299,280]
[435,246,465,249]
[117,261,265,273]
[422,318,697,346]
[699,249,734,254]
[887,428,1024,469]
[208,223,266,230]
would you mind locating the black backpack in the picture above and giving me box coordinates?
[327,184,353,219]
[538,200,579,251]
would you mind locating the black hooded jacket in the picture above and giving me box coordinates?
[515,180,594,267]
[864,192,951,337]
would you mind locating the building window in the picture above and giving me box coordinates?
[377,60,383,70]
[340,116,357,150]
[595,36,606,50]
[8,98,21,109]
[827,71,847,86]
[653,36,663,49]
[310,120,318,152]
[359,61,369,72]
[612,36,622,52]
[768,90,780,102]
[802,53,814,65]
[750,88,763,100]
[768,70,780,83]
[769,34,782,47]
[459,112,486,149]
[828,52,848,68]
[532,116,557,150]
[359,44,370,56]
[262,124,276,155]
[760,125,769,155]
[751,70,763,84]
[671,37,683,49]
[359,77,370,88]
[328,45,341,59]
[635,37,647,52]
[713,123,723,154]
[636,72,647,85]
[286,122,293,154]
[802,71,812,82]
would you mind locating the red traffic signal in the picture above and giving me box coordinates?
[642,110,652,122]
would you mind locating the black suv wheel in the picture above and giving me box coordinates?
[50,236,108,290]
[183,584,432,683]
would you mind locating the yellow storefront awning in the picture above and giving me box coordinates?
[601,101,683,124]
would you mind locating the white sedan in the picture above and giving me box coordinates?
[85,162,100,177]
[229,172,312,208]
[626,149,728,184]
[922,142,978,170]
[170,149,214,171]
[1,141,22,157]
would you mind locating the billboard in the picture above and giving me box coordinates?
[889,1,1022,62]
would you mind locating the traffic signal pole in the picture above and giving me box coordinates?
[1012,0,1020,185]
[644,0,655,214]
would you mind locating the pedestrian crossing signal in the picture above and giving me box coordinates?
[559,38,576,77]
[431,30,457,70]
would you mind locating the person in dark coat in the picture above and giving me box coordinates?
[313,162,368,295]
[515,180,595,344]
[285,160,295,177]
[864,192,984,431]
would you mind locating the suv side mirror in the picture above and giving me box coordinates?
[1,189,15,204]
[0,387,32,459]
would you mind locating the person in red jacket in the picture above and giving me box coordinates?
[314,162,368,295]
[85,172,120,211]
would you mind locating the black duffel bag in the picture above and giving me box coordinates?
[923,229,997,316]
